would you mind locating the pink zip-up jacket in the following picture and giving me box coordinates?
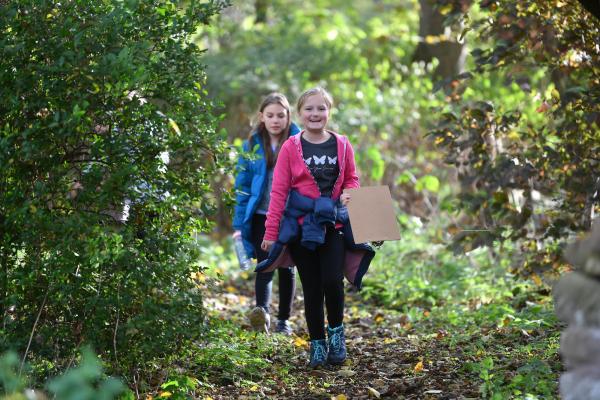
[264,130,360,241]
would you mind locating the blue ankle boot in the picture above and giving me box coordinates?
[309,339,328,368]
[327,324,346,365]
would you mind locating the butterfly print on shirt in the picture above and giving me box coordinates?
[313,155,326,165]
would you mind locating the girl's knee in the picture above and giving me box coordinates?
[322,278,343,292]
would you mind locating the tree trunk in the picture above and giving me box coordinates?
[255,0,268,24]
[413,0,467,80]
[577,0,600,20]
[0,246,6,318]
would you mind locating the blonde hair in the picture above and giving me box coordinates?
[296,86,334,113]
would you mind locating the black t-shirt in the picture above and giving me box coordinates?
[301,134,339,197]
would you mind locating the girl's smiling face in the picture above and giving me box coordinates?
[299,94,330,133]
[260,103,289,136]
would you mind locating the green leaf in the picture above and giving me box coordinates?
[415,175,440,193]
[366,146,385,181]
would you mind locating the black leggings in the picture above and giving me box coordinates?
[289,227,345,340]
[251,214,296,320]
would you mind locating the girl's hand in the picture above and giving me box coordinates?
[340,192,351,206]
[261,240,274,252]
[232,230,242,238]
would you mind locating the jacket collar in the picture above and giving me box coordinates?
[291,130,347,166]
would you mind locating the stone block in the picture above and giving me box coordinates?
[561,327,600,368]
[554,272,600,326]
[565,220,600,276]
[560,366,600,400]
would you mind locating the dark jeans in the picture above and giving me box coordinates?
[251,214,296,320]
[289,226,345,340]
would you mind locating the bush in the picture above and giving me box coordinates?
[0,0,228,381]
[0,348,125,400]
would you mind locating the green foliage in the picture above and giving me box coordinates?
[46,348,125,400]
[157,376,199,400]
[0,0,228,383]
[0,352,25,397]
[203,0,421,127]
[190,219,559,397]
[0,348,125,400]
[147,317,298,398]
[363,221,560,397]
[200,0,449,215]
[191,319,278,384]
[429,0,600,275]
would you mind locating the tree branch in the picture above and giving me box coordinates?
[20,290,49,375]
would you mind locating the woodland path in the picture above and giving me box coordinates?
[201,272,481,400]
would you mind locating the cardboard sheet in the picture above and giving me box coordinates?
[344,185,401,244]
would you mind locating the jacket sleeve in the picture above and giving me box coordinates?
[342,137,360,190]
[264,141,292,241]
[232,141,252,230]
[289,121,301,136]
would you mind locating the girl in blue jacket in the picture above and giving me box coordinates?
[232,92,300,335]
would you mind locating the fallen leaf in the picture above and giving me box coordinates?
[372,379,386,389]
[368,387,381,398]
[191,272,205,283]
[337,369,356,378]
[332,395,347,400]
[536,101,550,113]
[414,361,424,372]
[293,337,308,348]
[168,118,181,135]
[531,273,542,286]
[309,369,328,378]
[225,285,237,293]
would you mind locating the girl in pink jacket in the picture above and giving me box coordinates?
[262,87,359,368]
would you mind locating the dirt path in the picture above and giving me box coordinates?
[202,273,480,399]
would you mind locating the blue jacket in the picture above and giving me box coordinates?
[232,123,300,257]
[255,190,375,289]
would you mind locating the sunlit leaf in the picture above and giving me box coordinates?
[531,274,542,286]
[414,361,424,372]
[337,369,356,378]
[294,337,308,348]
[415,175,440,193]
[225,285,237,293]
[168,118,181,135]
[367,387,381,398]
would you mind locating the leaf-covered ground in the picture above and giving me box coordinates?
[194,263,560,400]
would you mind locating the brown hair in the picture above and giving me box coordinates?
[248,92,292,168]
[296,86,334,113]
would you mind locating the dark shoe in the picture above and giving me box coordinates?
[274,319,293,335]
[309,339,328,368]
[327,324,347,365]
[248,307,270,334]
